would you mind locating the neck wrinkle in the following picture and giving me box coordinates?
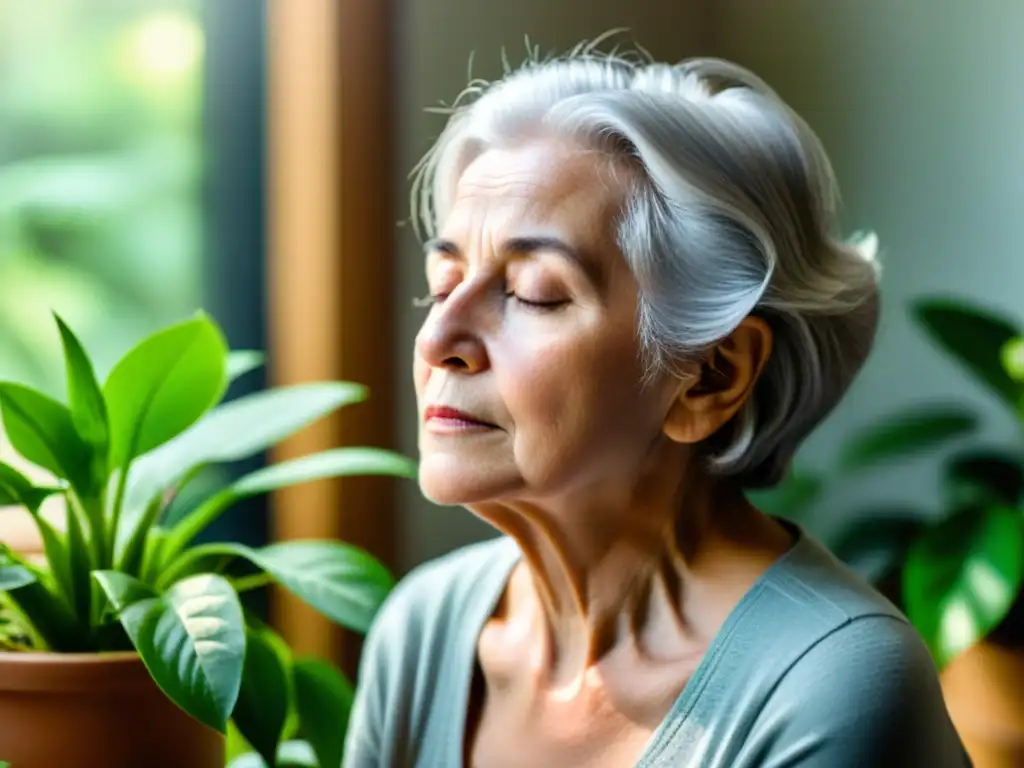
[470,446,735,690]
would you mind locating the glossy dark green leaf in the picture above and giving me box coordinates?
[165,447,416,556]
[232,447,417,496]
[903,506,1024,668]
[944,450,1024,509]
[913,299,1024,410]
[0,460,60,511]
[0,462,31,508]
[124,382,369,514]
[169,540,394,634]
[54,313,108,450]
[293,657,355,768]
[226,741,317,768]
[746,468,823,521]
[0,383,92,490]
[232,626,292,766]
[831,510,929,582]
[0,473,82,623]
[94,571,245,732]
[837,405,977,472]
[0,449,91,624]
[103,313,229,468]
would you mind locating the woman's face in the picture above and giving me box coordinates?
[414,139,675,506]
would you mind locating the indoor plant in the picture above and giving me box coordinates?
[0,312,416,768]
[755,296,1024,767]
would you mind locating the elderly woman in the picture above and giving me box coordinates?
[344,45,970,767]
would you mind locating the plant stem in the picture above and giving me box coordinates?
[156,541,225,590]
[117,495,164,576]
[107,463,130,569]
[67,490,104,569]
[232,572,275,592]
[161,488,236,563]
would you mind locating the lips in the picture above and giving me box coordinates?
[423,405,496,429]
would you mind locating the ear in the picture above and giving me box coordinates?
[663,315,773,445]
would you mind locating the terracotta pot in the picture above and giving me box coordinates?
[941,640,1024,768]
[0,651,224,768]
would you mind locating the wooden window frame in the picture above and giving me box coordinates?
[266,0,397,675]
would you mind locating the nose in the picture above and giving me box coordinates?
[415,298,489,374]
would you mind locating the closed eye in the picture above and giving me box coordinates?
[508,294,569,310]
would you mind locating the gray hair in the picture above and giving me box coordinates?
[412,39,880,489]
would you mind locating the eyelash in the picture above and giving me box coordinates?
[413,293,566,311]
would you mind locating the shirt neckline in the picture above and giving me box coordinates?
[448,523,811,766]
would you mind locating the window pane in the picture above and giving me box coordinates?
[0,0,205,542]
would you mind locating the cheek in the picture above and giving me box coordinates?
[413,355,429,398]
[500,326,659,467]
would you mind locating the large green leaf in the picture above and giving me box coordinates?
[913,299,1024,411]
[93,571,246,732]
[944,449,1024,509]
[232,626,292,766]
[124,382,369,514]
[103,313,229,468]
[227,741,318,768]
[227,351,265,382]
[165,447,416,556]
[1002,337,1024,385]
[0,460,60,511]
[837,405,977,472]
[903,506,1024,668]
[54,313,108,450]
[166,540,394,634]
[233,447,417,496]
[0,383,92,491]
[0,466,82,620]
[0,549,81,651]
[831,510,929,583]
[293,657,355,768]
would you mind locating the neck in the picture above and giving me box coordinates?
[470,444,790,690]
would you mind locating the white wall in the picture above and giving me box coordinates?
[711,0,1024,537]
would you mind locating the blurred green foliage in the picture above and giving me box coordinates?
[0,0,204,395]
[754,297,1024,668]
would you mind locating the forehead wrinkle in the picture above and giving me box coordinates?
[438,142,630,286]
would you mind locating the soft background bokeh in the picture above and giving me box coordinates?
[0,0,268,552]
[3,1,1023,763]
[0,0,204,391]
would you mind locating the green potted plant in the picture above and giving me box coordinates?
[754,296,1024,768]
[0,312,416,768]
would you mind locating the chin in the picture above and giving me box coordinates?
[417,452,517,507]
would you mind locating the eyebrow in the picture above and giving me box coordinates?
[423,236,596,278]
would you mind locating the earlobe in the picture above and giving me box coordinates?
[661,316,773,445]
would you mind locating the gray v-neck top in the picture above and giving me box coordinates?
[343,527,971,767]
